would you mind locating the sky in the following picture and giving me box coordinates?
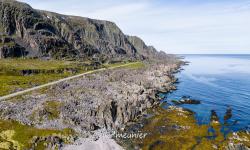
[18,0,250,54]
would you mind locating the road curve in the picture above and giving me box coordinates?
[0,63,137,101]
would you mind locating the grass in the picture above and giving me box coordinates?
[0,42,16,47]
[0,59,145,97]
[0,119,74,150]
[29,100,63,123]
[123,62,145,69]
[0,59,97,96]
[43,101,62,120]
[0,73,69,96]
[104,61,145,69]
[0,59,89,70]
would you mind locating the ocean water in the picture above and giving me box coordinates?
[163,54,250,132]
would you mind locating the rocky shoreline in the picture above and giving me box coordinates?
[0,60,182,149]
[1,58,249,150]
[122,105,250,150]
[115,61,250,150]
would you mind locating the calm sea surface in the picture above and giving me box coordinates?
[163,54,250,132]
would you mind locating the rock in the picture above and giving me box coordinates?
[0,0,177,61]
[210,110,219,123]
[224,106,233,121]
[171,97,201,105]
[126,36,172,61]
[0,36,27,58]
[31,135,64,150]
[226,143,250,150]
[148,140,165,150]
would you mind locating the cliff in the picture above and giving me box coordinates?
[127,36,158,59]
[0,0,170,61]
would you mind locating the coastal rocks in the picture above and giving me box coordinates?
[127,105,250,150]
[0,63,179,135]
[31,136,64,150]
[210,110,220,123]
[210,107,233,124]
[226,143,250,150]
[224,107,233,121]
[171,96,201,105]
[227,132,250,150]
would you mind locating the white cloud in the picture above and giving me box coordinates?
[18,0,250,54]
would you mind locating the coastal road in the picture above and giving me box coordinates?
[0,62,137,101]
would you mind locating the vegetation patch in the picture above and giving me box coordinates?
[43,101,62,120]
[0,41,16,47]
[0,59,91,71]
[104,61,145,70]
[0,59,100,96]
[0,119,74,150]
[130,106,250,150]
[123,62,145,69]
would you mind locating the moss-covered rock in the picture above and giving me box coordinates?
[129,106,250,150]
[0,119,75,150]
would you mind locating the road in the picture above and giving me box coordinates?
[0,62,136,101]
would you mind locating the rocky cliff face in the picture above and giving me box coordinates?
[0,36,27,58]
[0,0,167,61]
[127,35,176,62]
[127,36,157,60]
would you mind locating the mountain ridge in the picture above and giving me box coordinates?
[0,0,171,61]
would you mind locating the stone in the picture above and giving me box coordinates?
[210,110,219,123]
[171,97,201,105]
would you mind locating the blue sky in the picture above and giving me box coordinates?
[19,0,250,54]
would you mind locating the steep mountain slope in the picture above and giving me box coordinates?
[127,35,178,62]
[127,36,162,59]
[0,0,171,61]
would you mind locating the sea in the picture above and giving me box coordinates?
[163,54,250,133]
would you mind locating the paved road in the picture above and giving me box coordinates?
[0,63,136,101]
